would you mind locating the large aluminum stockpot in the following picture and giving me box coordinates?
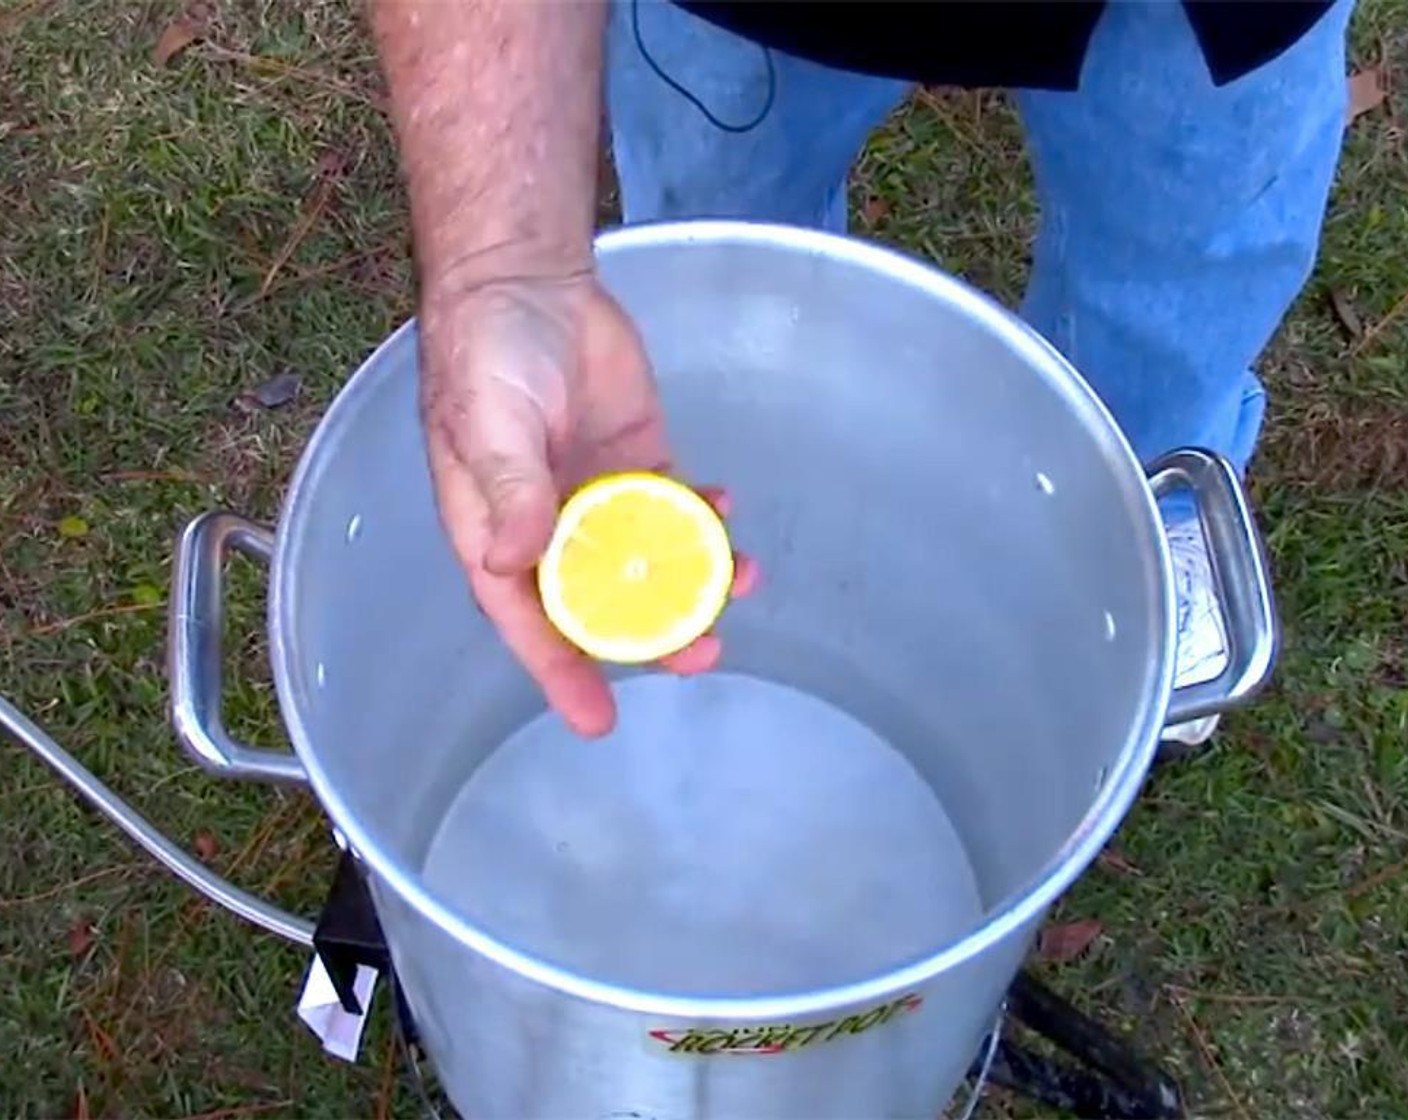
[2,221,1276,1119]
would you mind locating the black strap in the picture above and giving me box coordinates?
[311,850,391,1015]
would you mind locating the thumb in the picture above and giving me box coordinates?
[468,392,558,576]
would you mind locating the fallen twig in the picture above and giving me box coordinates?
[912,86,990,163]
[0,0,54,36]
[109,801,303,1046]
[1345,854,1408,899]
[375,1035,398,1120]
[252,810,329,900]
[29,602,162,637]
[1167,988,1252,1120]
[99,469,206,485]
[80,1006,120,1067]
[173,1101,292,1120]
[259,171,341,298]
[201,42,384,110]
[1163,983,1307,1007]
[226,242,403,316]
[1351,287,1408,356]
[0,864,143,909]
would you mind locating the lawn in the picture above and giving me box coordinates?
[2,1,1407,1117]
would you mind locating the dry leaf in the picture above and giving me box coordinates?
[1347,67,1386,124]
[153,18,202,66]
[862,196,891,225]
[193,830,219,861]
[1037,917,1103,963]
[315,148,348,178]
[1328,287,1364,340]
[1097,847,1142,876]
[67,919,95,958]
[237,372,302,411]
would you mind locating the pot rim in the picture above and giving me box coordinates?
[270,219,1176,1020]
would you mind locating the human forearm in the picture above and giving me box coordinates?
[370,0,607,286]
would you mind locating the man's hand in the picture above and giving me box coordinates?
[372,0,751,732]
[419,270,755,736]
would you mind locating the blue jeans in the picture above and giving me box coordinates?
[605,0,1353,473]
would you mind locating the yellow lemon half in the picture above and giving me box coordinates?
[537,471,735,664]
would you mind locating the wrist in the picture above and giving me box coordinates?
[420,241,596,304]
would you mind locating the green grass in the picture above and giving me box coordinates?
[3,1,1407,1116]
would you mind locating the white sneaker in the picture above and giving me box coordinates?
[1161,518,1230,748]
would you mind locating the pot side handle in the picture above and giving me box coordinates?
[1147,449,1279,726]
[0,693,315,945]
[169,512,307,785]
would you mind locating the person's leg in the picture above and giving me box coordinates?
[1016,0,1353,472]
[1016,0,1354,744]
[604,0,909,232]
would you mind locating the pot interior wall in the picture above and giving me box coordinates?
[276,226,1168,979]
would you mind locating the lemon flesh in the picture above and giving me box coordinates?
[537,472,734,664]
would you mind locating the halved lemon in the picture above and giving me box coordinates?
[537,471,734,664]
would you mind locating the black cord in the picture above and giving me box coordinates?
[631,0,776,134]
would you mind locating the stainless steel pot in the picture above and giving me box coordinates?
[2,221,1276,1119]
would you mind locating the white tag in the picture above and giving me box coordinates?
[297,955,379,1062]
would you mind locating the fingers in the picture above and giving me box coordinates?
[427,448,617,737]
[425,355,560,577]
[656,557,754,677]
[660,634,722,675]
[417,279,624,734]
[462,391,560,575]
[693,485,757,599]
[429,430,755,731]
[472,566,618,738]
[730,552,759,598]
[656,487,759,679]
[697,485,732,519]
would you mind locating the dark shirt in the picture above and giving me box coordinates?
[674,1,1338,90]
